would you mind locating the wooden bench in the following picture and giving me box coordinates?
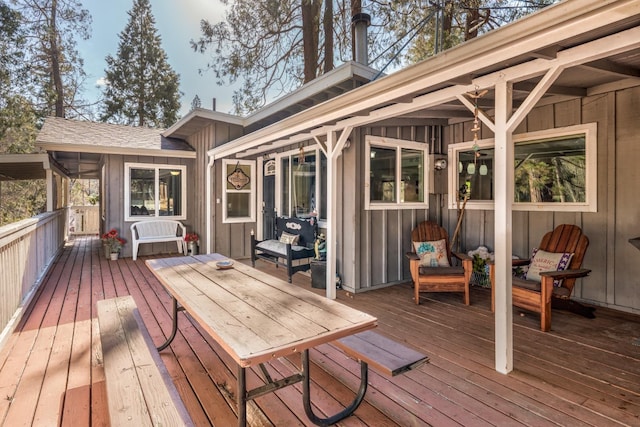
[251,216,317,282]
[334,330,429,377]
[131,220,187,260]
[97,296,194,426]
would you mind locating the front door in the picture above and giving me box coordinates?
[262,160,276,239]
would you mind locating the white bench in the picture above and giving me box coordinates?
[97,296,194,426]
[131,220,187,260]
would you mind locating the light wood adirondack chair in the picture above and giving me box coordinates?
[490,224,590,331]
[406,221,473,305]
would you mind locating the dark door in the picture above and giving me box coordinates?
[263,160,276,239]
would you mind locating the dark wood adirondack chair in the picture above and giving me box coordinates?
[406,221,473,305]
[490,224,590,332]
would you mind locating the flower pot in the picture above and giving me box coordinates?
[104,244,111,260]
[109,252,119,261]
[188,241,199,256]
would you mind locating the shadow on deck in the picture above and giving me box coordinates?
[0,236,639,426]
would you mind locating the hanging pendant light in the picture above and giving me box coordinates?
[479,164,488,176]
[458,161,463,173]
[467,163,475,175]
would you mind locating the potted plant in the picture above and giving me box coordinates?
[101,229,126,260]
[185,232,199,255]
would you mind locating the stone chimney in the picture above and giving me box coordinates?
[352,13,371,66]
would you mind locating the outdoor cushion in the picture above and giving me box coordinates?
[525,248,573,285]
[413,239,450,267]
[512,277,572,298]
[418,266,464,276]
[256,239,309,256]
[279,231,300,245]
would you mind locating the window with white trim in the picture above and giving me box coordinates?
[365,135,429,210]
[222,159,255,223]
[277,147,327,220]
[447,123,597,212]
[124,163,187,221]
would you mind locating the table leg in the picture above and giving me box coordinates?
[301,349,369,426]
[157,297,179,351]
[238,366,247,427]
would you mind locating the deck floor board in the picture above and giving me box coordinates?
[0,236,639,426]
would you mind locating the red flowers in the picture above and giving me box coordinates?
[185,233,199,243]
[101,228,126,253]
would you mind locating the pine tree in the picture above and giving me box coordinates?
[100,0,181,128]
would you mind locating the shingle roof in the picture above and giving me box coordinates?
[36,117,195,155]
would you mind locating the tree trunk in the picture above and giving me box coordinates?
[49,0,65,117]
[323,0,333,73]
[301,0,321,83]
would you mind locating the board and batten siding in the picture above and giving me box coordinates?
[103,154,194,259]
[186,121,248,260]
[444,86,640,314]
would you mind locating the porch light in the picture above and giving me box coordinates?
[467,163,475,175]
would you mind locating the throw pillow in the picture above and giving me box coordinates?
[413,239,450,267]
[279,231,300,245]
[525,248,574,286]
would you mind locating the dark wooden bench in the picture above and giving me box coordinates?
[334,330,429,377]
[97,296,194,426]
[251,216,317,282]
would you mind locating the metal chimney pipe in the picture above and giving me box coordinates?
[212,98,216,111]
[352,13,371,66]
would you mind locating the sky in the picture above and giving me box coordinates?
[78,0,238,117]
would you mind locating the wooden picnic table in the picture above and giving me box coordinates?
[146,253,378,426]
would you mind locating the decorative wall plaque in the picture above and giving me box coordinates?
[227,162,250,190]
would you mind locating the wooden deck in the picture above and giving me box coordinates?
[0,236,639,426]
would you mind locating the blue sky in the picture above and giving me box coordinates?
[78,0,237,117]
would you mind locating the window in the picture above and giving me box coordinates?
[365,136,429,210]
[125,163,186,221]
[223,159,255,223]
[277,148,327,220]
[447,123,597,212]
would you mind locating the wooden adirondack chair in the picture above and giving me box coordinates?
[406,221,473,305]
[490,224,590,332]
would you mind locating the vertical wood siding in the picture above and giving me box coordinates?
[345,86,640,314]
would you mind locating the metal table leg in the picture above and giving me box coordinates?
[157,297,180,351]
[301,349,369,426]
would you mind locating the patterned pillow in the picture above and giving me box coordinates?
[525,248,574,286]
[279,231,300,245]
[413,239,450,267]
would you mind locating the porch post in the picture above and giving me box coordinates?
[494,78,514,374]
[45,169,54,212]
[325,131,337,299]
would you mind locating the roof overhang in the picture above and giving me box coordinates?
[207,0,640,160]
[0,153,69,181]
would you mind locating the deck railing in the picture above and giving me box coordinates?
[0,209,67,347]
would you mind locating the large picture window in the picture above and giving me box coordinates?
[365,136,429,210]
[125,163,186,221]
[447,123,597,212]
[223,159,255,223]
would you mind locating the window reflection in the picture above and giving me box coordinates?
[457,148,494,201]
[514,135,586,203]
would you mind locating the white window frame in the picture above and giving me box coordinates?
[365,135,430,210]
[222,159,256,223]
[274,146,325,222]
[124,162,187,221]
[447,123,597,212]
